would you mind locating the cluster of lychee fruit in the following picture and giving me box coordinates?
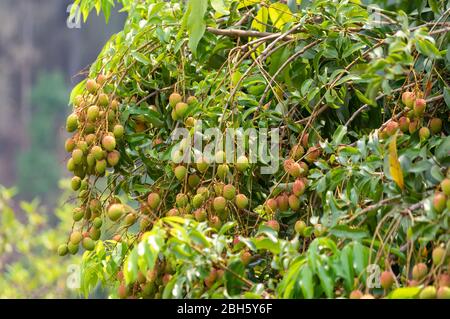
[58,74,125,255]
[380,90,443,140]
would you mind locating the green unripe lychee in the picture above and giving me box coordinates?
[196,157,209,173]
[192,194,204,209]
[176,193,189,208]
[72,208,84,222]
[294,220,306,235]
[85,134,96,146]
[93,217,102,229]
[124,213,137,226]
[174,165,187,181]
[430,118,442,134]
[266,220,280,232]
[291,144,305,161]
[169,92,182,108]
[107,150,120,167]
[147,193,161,210]
[235,194,249,209]
[213,196,227,212]
[57,244,68,256]
[186,96,198,105]
[95,159,107,174]
[167,208,180,216]
[98,93,109,107]
[89,227,101,241]
[288,194,300,211]
[71,176,81,191]
[217,164,229,180]
[72,149,84,165]
[65,138,76,152]
[86,153,95,168]
[223,184,236,201]
[432,246,446,265]
[86,79,98,94]
[441,178,450,196]
[70,231,83,245]
[419,286,436,299]
[91,145,104,160]
[236,155,249,171]
[87,105,100,122]
[433,192,447,213]
[67,242,79,255]
[419,127,430,141]
[85,122,96,134]
[188,174,200,188]
[96,74,107,86]
[194,208,207,221]
[66,113,79,132]
[113,124,124,139]
[108,204,125,221]
[102,135,116,152]
[412,263,428,281]
[175,102,188,118]
[82,237,96,251]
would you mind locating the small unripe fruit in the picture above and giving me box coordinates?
[176,193,189,208]
[70,231,83,245]
[441,178,450,196]
[409,120,419,134]
[430,118,442,134]
[188,174,200,188]
[402,91,415,108]
[419,286,436,299]
[419,127,430,141]
[66,113,79,132]
[147,193,161,210]
[96,74,107,86]
[433,192,447,213]
[398,116,410,133]
[65,138,76,152]
[186,96,198,105]
[113,124,124,139]
[266,220,280,232]
[240,251,252,266]
[432,246,446,265]
[82,237,96,251]
[194,208,207,221]
[108,204,125,221]
[87,105,99,122]
[438,274,450,288]
[174,165,187,181]
[294,220,306,235]
[235,194,249,209]
[86,79,98,94]
[192,194,204,209]
[56,243,68,257]
[196,157,209,173]
[85,134,96,146]
[117,283,128,299]
[305,146,321,163]
[175,102,188,118]
[169,92,182,108]
[102,135,116,152]
[209,215,222,230]
[98,93,109,107]
[288,194,300,211]
[217,164,229,180]
[213,182,224,196]
[95,159,107,174]
[72,208,84,222]
[385,121,399,136]
[71,149,83,165]
[413,98,426,117]
[292,179,306,196]
[380,271,395,289]
[301,133,309,148]
[412,263,428,281]
[93,217,102,229]
[265,198,278,213]
[197,186,210,198]
[277,193,289,212]
[349,290,363,299]
[437,287,450,299]
[107,150,120,166]
[360,294,375,299]
[91,145,104,160]
[124,213,137,226]
[67,242,79,255]
[71,176,81,191]
[213,196,227,212]
[291,144,305,160]
[223,184,236,200]
[167,208,180,216]
[236,155,250,171]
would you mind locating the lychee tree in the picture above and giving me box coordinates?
[62,0,449,299]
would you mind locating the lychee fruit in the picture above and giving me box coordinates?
[430,118,442,134]
[175,102,188,118]
[113,124,124,139]
[433,192,447,213]
[65,138,76,152]
[277,193,289,212]
[235,194,249,209]
[441,178,450,196]
[196,156,209,173]
[294,220,306,235]
[209,215,222,230]
[87,105,99,122]
[192,194,204,209]
[194,208,207,221]
[95,159,107,174]
[432,246,446,265]
[176,193,189,208]
[437,287,450,299]
[91,145,104,160]
[108,204,125,221]
[71,176,81,191]
[398,116,410,133]
[288,194,300,211]
[409,119,419,134]
[419,286,436,299]
[66,113,79,132]
[186,96,198,105]
[72,149,84,165]
[188,174,200,188]
[147,193,161,210]
[169,92,182,108]
[380,271,395,289]
[385,121,399,136]
[217,164,229,180]
[305,146,321,163]
[236,155,249,171]
[292,178,306,196]
[98,93,109,107]
[102,135,116,152]
[82,237,96,251]
[414,98,426,117]
[265,220,280,232]
[174,165,187,181]
[57,244,68,256]
[419,127,430,141]
[412,263,428,281]
[240,251,252,266]
[86,79,98,94]
[223,184,236,200]
[107,150,120,167]
[70,231,83,245]
[265,198,278,213]
[402,91,415,108]
[213,196,226,212]
[291,144,305,160]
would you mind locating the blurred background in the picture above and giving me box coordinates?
[0,0,124,298]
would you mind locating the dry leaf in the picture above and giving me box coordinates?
[389,132,404,190]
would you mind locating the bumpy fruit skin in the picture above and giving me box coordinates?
[266,220,280,232]
[192,194,204,209]
[213,197,227,212]
[430,118,442,134]
[288,194,300,211]
[235,194,249,209]
[412,263,428,281]
[402,91,415,108]
[398,116,410,133]
[265,198,278,213]
[194,208,207,221]
[305,146,321,163]
[86,79,98,94]
[57,244,68,256]
[176,193,189,207]
[107,150,120,166]
[441,178,450,196]
[98,93,109,107]
[437,287,450,299]
[91,145,104,160]
[380,271,395,289]
[413,98,426,117]
[196,157,209,173]
[223,184,236,200]
[108,204,125,221]
[186,96,198,105]
[87,105,99,122]
[291,144,305,160]
[236,155,249,171]
[167,208,180,216]
[349,290,363,299]
[71,176,81,191]
[217,164,229,180]
[102,135,116,152]
[147,193,161,210]
[419,286,436,299]
[188,174,200,188]
[292,179,306,196]
[174,165,187,181]
[419,127,430,141]
[433,192,447,213]
[66,113,79,132]
[175,102,188,118]
[82,237,96,251]
[385,121,399,136]
[95,159,107,174]
[70,231,83,245]
[169,92,182,108]
[432,247,446,265]
[277,193,289,212]
[294,220,306,235]
[113,124,124,139]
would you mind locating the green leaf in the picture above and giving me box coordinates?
[329,225,370,240]
[252,7,269,32]
[211,0,229,15]
[185,0,208,55]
